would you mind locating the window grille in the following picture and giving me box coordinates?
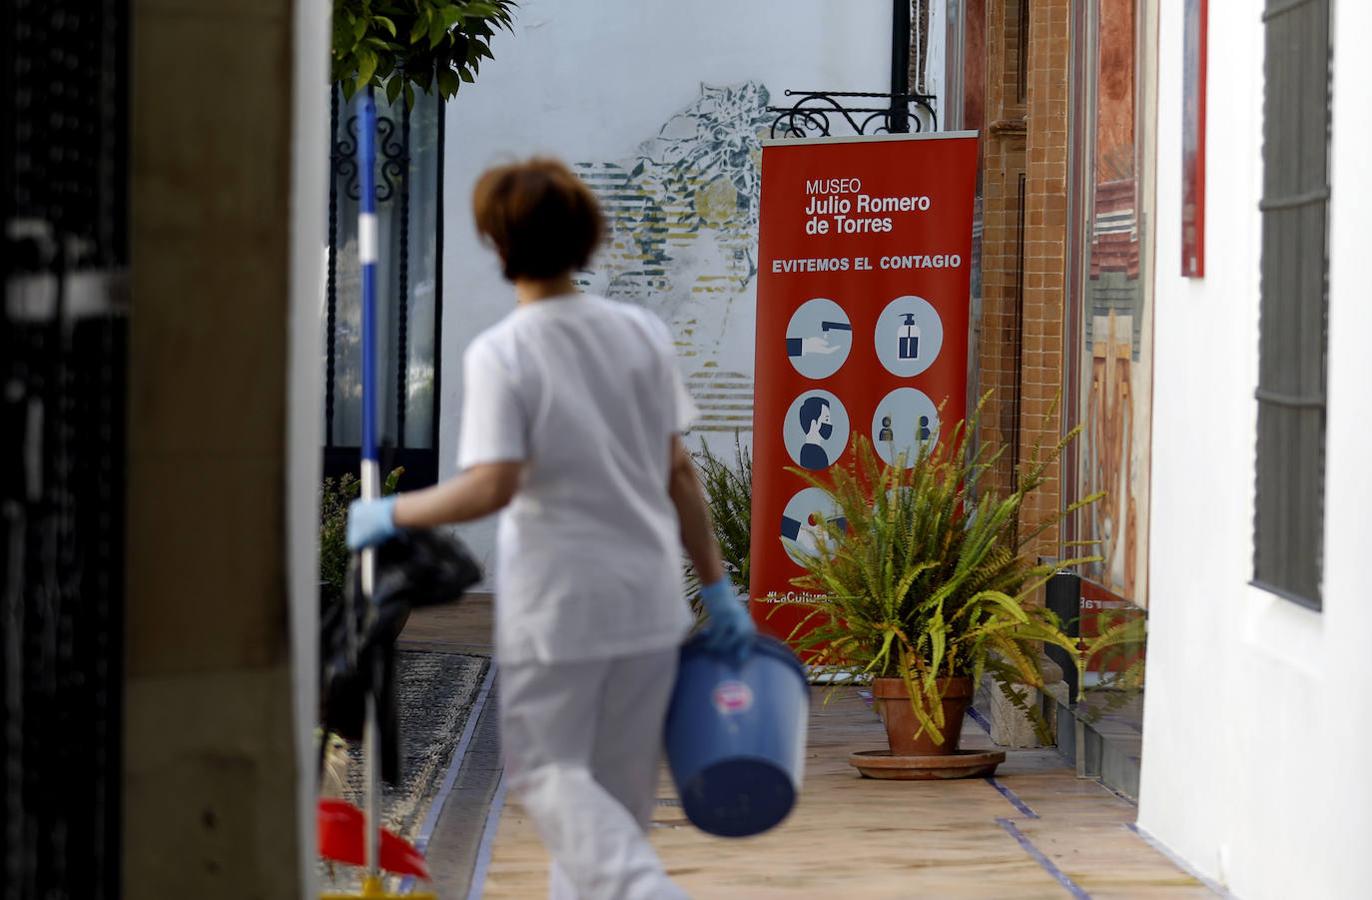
[1253,0,1332,608]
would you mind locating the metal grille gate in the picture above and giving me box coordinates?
[3,1,129,897]
[323,86,445,489]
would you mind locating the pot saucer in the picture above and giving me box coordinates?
[848,748,1006,780]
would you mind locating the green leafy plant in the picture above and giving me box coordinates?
[685,434,753,620]
[1086,610,1146,691]
[319,466,405,607]
[783,393,1103,746]
[331,0,516,105]
[1077,608,1147,722]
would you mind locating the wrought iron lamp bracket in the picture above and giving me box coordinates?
[768,90,939,139]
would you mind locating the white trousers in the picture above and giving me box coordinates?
[499,649,689,900]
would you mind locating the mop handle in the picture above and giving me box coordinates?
[359,91,380,485]
[357,87,383,886]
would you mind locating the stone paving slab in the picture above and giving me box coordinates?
[477,686,1210,899]
[400,595,495,658]
[400,600,1208,898]
[422,684,503,900]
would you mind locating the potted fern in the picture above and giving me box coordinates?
[685,434,753,622]
[784,395,1099,758]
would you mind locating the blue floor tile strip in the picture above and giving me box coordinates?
[1127,823,1231,897]
[986,776,1039,819]
[997,817,1093,899]
[417,663,497,853]
[966,705,993,733]
[466,772,509,900]
[399,662,497,895]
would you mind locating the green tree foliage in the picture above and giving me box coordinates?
[331,0,516,106]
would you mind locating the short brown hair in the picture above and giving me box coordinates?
[472,157,604,281]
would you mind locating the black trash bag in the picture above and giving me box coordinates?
[319,528,482,785]
[370,525,483,611]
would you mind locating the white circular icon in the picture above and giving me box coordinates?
[780,488,847,565]
[874,295,944,377]
[782,390,849,472]
[871,387,940,467]
[786,298,853,380]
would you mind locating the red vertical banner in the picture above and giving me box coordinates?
[748,133,979,647]
[1181,0,1207,277]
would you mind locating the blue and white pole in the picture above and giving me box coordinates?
[358,88,381,513]
[357,86,383,887]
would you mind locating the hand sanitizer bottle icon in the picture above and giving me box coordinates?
[898,313,921,360]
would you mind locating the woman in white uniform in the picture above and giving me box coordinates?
[347,157,755,899]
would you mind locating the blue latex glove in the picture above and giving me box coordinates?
[346,496,398,550]
[699,577,756,663]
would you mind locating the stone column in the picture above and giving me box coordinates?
[123,2,325,896]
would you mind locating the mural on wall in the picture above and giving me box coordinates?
[1077,0,1153,606]
[574,82,774,438]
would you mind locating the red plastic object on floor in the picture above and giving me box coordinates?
[317,799,431,880]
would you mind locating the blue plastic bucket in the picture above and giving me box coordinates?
[664,633,809,837]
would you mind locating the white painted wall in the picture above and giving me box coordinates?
[439,0,925,567]
[1138,1,1372,896]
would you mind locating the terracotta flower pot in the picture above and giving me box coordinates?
[871,676,973,756]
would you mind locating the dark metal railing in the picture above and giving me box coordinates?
[768,90,939,139]
[323,85,440,488]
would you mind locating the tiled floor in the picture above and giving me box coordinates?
[403,600,1210,899]
[479,693,1209,899]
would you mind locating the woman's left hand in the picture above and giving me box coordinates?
[699,577,756,663]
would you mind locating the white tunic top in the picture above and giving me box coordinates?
[457,294,697,664]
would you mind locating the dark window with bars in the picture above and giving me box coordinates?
[1253,0,1332,608]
